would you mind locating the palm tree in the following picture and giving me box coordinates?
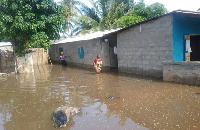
[96,0,135,29]
[75,0,134,34]
[58,0,85,36]
[60,0,167,35]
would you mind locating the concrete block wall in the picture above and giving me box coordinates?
[163,61,200,86]
[49,44,58,63]
[30,48,48,65]
[50,38,110,69]
[117,15,173,77]
[0,47,48,74]
[17,52,34,73]
[0,46,15,73]
[17,48,48,73]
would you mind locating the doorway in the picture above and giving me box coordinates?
[190,35,200,61]
[59,47,63,56]
[109,46,118,69]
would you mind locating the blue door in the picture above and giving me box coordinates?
[78,47,84,59]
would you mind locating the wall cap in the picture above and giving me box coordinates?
[162,61,200,66]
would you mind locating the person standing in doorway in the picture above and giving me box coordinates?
[93,55,102,74]
[59,52,68,66]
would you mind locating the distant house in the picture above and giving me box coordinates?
[50,29,119,70]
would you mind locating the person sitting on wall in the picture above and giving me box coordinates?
[93,55,102,74]
[59,52,69,66]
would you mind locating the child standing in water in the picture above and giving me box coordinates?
[93,55,102,74]
[59,52,68,66]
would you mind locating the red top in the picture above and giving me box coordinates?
[94,58,102,63]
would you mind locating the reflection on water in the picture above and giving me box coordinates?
[0,65,200,130]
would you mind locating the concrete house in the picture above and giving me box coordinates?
[116,10,200,85]
[50,29,119,70]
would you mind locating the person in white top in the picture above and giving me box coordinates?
[59,52,69,65]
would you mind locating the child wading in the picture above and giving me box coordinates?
[93,55,102,74]
[59,52,67,66]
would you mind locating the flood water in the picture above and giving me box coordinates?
[0,65,200,130]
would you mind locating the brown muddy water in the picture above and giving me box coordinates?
[0,65,200,130]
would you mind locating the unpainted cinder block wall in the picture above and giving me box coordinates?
[0,47,48,74]
[163,61,200,86]
[117,15,173,77]
[0,46,15,73]
[17,48,48,73]
[50,38,110,69]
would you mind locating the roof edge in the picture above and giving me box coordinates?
[52,29,120,44]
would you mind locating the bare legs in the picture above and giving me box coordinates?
[95,69,101,74]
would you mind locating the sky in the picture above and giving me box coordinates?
[144,0,200,12]
[54,0,200,12]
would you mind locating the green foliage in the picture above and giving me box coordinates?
[74,0,102,34]
[95,0,135,30]
[59,0,86,36]
[15,45,26,57]
[58,0,167,35]
[111,2,168,28]
[105,3,127,28]
[29,32,50,50]
[147,2,168,18]
[131,2,168,19]
[0,0,65,56]
[77,15,99,30]
[114,15,146,28]
[74,0,132,34]
[130,2,148,17]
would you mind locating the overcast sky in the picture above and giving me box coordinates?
[54,0,200,12]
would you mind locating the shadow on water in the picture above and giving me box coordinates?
[0,65,200,130]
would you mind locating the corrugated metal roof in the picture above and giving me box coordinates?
[52,29,120,44]
[174,10,200,15]
[0,42,12,47]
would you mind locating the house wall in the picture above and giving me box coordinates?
[173,14,200,61]
[17,48,48,73]
[103,34,118,68]
[0,45,15,73]
[0,47,48,74]
[50,38,110,69]
[117,15,173,77]
[163,61,200,86]
[104,33,117,47]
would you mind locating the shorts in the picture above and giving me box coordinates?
[61,60,67,65]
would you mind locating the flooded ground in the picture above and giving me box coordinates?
[0,65,200,130]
